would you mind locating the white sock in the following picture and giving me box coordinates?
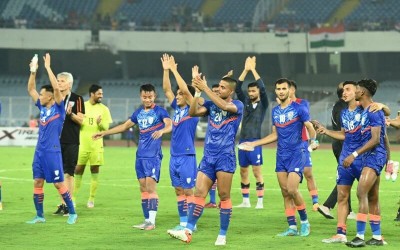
[356,234,364,240]
[372,235,382,240]
[289,225,297,230]
[257,197,263,203]
[243,197,250,204]
[180,222,187,227]
[148,210,157,224]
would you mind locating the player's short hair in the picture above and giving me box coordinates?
[221,77,237,90]
[275,78,290,87]
[175,84,196,97]
[336,82,344,98]
[357,79,378,96]
[41,84,54,93]
[289,80,297,90]
[247,82,259,89]
[211,84,219,89]
[57,72,74,86]
[89,84,102,95]
[140,83,156,93]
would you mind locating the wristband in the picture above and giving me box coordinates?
[352,151,358,158]
[194,92,201,98]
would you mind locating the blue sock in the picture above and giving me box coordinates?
[149,198,158,212]
[356,214,367,236]
[209,189,216,204]
[369,215,381,237]
[33,192,44,217]
[61,191,76,214]
[186,198,205,232]
[177,198,187,224]
[219,199,232,236]
[297,206,308,221]
[141,198,149,220]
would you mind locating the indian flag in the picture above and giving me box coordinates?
[309,25,345,48]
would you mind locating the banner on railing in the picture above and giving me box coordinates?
[0,127,38,146]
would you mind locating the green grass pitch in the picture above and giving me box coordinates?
[0,145,399,249]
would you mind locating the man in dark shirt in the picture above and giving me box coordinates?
[234,56,268,209]
[53,72,85,215]
[317,82,354,219]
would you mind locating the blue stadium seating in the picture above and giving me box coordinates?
[213,0,260,24]
[346,0,400,23]
[0,0,99,22]
[273,0,342,26]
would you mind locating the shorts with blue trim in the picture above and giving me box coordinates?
[135,157,162,182]
[32,150,64,183]
[169,155,197,189]
[198,154,236,183]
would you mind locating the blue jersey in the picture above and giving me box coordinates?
[203,100,243,157]
[272,102,309,152]
[360,107,386,157]
[340,106,363,156]
[36,100,65,152]
[131,104,169,158]
[170,99,199,156]
[295,98,311,141]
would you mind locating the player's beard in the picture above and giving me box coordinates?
[278,93,289,103]
[249,96,258,102]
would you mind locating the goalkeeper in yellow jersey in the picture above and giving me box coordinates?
[74,84,113,208]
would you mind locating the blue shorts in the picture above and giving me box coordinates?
[362,151,386,176]
[337,157,362,186]
[198,154,236,183]
[135,157,162,182]
[32,150,64,183]
[169,155,197,189]
[275,149,306,181]
[302,141,312,167]
[238,139,263,167]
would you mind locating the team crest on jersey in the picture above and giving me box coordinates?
[361,116,366,125]
[148,116,154,124]
[186,178,192,184]
[355,113,361,122]
[287,111,294,120]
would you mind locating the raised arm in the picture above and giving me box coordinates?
[168,55,194,104]
[236,57,251,102]
[27,59,39,103]
[250,56,268,108]
[248,56,261,81]
[161,53,175,104]
[193,75,238,113]
[43,53,62,105]
[189,90,208,117]
[192,65,206,106]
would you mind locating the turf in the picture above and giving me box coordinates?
[0,145,399,249]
